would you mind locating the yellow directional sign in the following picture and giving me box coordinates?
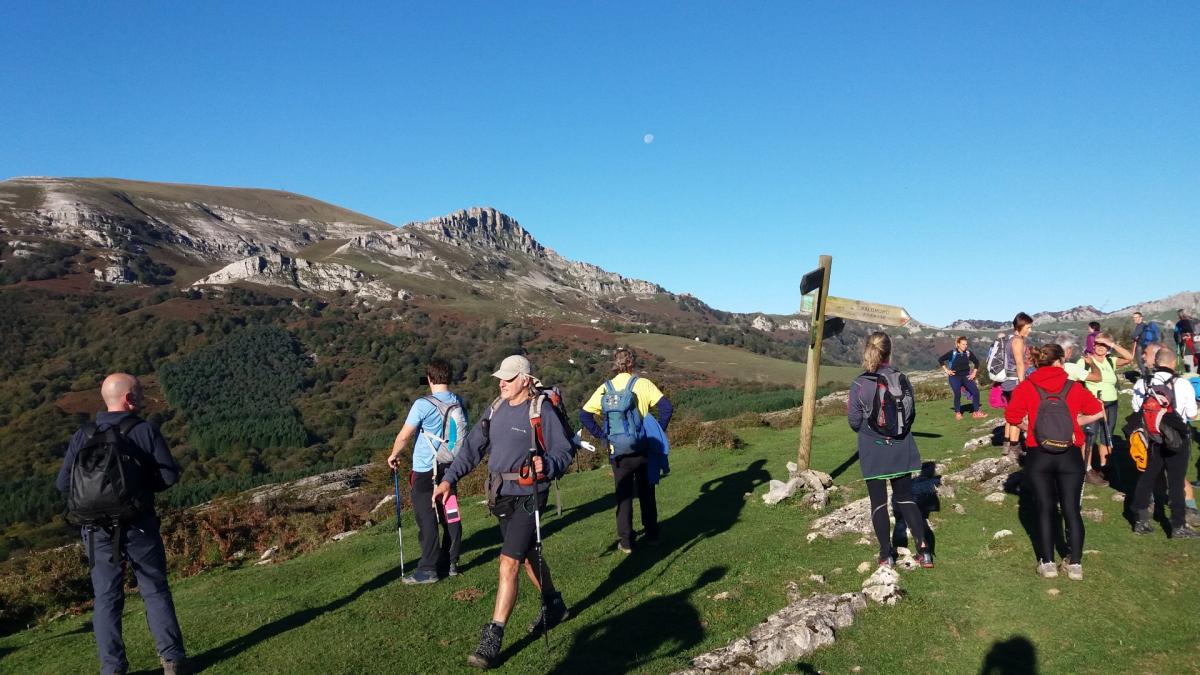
[800,294,911,327]
[825,296,911,327]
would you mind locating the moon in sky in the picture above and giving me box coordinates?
[643,133,654,144]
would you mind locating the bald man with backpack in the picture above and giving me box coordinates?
[56,373,189,675]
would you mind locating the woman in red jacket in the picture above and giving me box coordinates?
[1004,343,1104,581]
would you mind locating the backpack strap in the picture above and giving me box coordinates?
[623,376,639,393]
[116,416,145,437]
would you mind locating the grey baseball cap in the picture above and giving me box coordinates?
[492,355,531,380]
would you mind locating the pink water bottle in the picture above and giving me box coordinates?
[444,494,461,524]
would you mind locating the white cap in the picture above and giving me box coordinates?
[492,355,531,380]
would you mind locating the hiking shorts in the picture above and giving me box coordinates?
[495,491,548,561]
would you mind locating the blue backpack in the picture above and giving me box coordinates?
[601,377,646,457]
[1143,321,1161,345]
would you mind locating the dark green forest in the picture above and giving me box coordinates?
[0,281,742,558]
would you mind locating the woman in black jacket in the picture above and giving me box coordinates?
[848,331,934,568]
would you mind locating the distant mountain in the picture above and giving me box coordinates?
[947,295,1200,331]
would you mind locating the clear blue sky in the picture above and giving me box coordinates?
[3,3,1197,326]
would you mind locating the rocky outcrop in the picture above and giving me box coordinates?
[1032,305,1105,323]
[762,463,834,508]
[751,315,776,332]
[675,592,868,674]
[246,464,371,504]
[676,566,907,674]
[191,253,406,302]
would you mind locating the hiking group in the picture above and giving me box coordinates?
[984,311,1200,580]
[53,311,1200,673]
[389,348,672,668]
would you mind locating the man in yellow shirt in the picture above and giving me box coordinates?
[579,348,674,553]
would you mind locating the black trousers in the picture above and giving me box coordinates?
[612,453,658,547]
[1025,447,1085,564]
[1133,443,1191,529]
[866,474,926,560]
[410,465,462,573]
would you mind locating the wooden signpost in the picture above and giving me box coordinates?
[795,256,912,470]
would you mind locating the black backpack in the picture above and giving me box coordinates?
[862,371,914,438]
[67,417,151,566]
[1031,381,1076,452]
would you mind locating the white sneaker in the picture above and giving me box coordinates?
[1037,561,1058,578]
[1061,562,1083,581]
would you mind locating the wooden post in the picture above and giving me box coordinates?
[797,255,832,471]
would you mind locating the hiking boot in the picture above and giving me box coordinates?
[1186,508,1200,528]
[527,592,570,634]
[1171,525,1200,539]
[877,556,895,569]
[1061,562,1083,581]
[917,548,934,569]
[1133,519,1155,535]
[448,562,460,577]
[402,569,439,585]
[160,659,193,675]
[972,411,988,419]
[1084,469,1108,487]
[1036,561,1058,578]
[467,622,504,669]
[955,412,963,421]
[617,542,633,554]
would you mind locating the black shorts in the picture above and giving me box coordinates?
[495,491,548,561]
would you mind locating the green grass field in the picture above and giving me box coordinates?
[622,333,862,387]
[3,393,1197,674]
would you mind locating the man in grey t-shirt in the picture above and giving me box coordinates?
[434,355,576,670]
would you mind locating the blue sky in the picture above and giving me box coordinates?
[2,3,1197,326]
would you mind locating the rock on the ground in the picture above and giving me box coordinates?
[1081,508,1104,522]
[945,455,1018,485]
[856,561,872,574]
[809,574,825,585]
[963,434,993,450]
[762,477,802,505]
[984,492,1006,504]
[1112,493,1126,502]
[712,592,731,601]
[674,592,868,674]
[330,530,359,542]
[953,503,966,515]
[371,494,393,513]
[861,566,903,606]
[993,529,1013,539]
[810,497,873,539]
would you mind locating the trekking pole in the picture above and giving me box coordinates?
[523,452,550,653]
[393,469,405,575]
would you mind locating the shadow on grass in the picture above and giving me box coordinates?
[501,460,769,670]
[979,635,1038,674]
[828,451,859,481]
[548,566,726,674]
[188,564,403,670]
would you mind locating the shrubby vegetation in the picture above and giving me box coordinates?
[0,239,81,284]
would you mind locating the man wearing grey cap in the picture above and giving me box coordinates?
[434,354,576,669]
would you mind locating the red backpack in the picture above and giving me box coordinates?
[1141,375,1189,452]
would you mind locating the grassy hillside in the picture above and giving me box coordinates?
[4,393,1195,674]
[623,332,862,387]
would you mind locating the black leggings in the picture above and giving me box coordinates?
[1025,447,1085,564]
[866,474,926,559]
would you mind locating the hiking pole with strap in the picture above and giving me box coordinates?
[521,450,550,652]
[393,469,405,575]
